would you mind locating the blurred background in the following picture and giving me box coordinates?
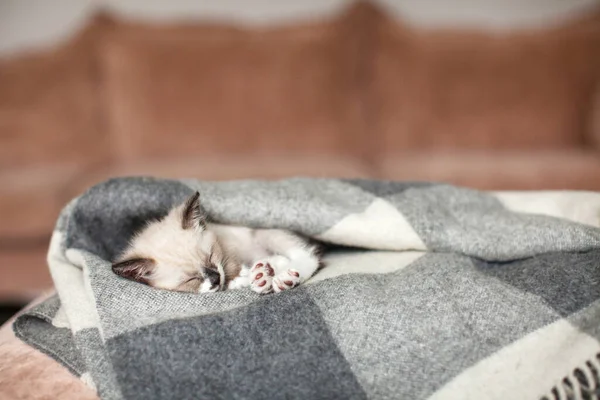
[0,0,599,314]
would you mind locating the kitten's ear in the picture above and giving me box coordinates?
[112,258,155,284]
[182,191,207,230]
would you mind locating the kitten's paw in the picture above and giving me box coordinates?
[273,269,300,293]
[227,275,249,290]
[250,261,275,295]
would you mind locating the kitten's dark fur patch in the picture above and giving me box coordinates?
[112,258,155,284]
[182,191,206,230]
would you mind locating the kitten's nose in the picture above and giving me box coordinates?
[205,268,221,288]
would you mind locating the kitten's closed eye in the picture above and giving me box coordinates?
[177,275,203,292]
[183,276,201,284]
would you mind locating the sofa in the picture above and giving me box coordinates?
[1,1,599,301]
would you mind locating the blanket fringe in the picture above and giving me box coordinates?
[540,352,600,400]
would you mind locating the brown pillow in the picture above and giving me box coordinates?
[100,4,368,162]
[371,9,600,151]
[588,80,600,147]
[0,16,111,170]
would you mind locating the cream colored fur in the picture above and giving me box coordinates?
[113,192,321,295]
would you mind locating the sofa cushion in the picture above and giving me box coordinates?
[378,150,600,190]
[0,165,83,240]
[0,16,111,171]
[0,247,51,301]
[588,80,600,147]
[99,4,369,163]
[67,154,375,198]
[371,8,600,151]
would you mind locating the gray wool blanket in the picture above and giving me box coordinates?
[13,177,600,400]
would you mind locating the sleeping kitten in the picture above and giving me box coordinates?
[112,191,321,295]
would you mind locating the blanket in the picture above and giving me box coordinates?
[13,177,600,400]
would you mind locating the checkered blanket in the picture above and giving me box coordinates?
[13,177,600,400]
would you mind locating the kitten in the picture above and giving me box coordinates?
[112,191,321,295]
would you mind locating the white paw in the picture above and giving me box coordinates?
[273,269,300,293]
[227,275,249,290]
[250,261,275,295]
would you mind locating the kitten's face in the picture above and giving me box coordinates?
[112,192,241,293]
